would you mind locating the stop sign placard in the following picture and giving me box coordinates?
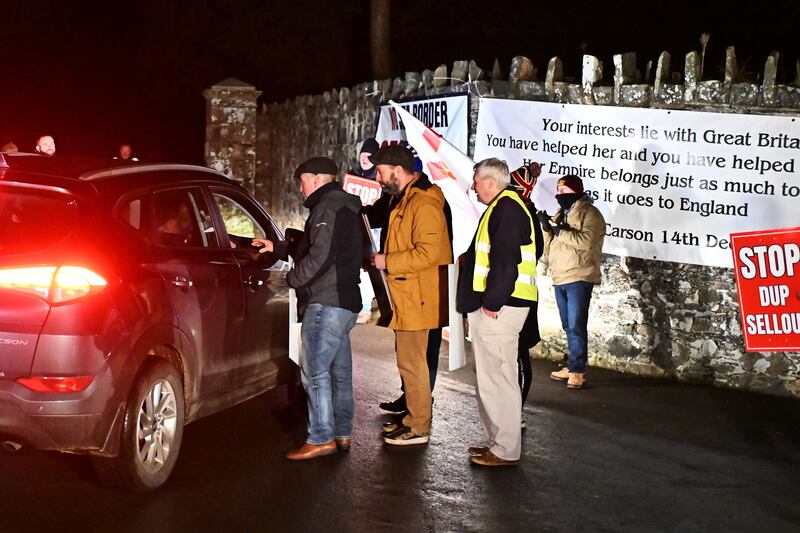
[730,226,800,352]
[343,174,381,206]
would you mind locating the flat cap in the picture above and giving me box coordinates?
[294,157,338,179]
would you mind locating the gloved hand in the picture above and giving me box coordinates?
[553,219,573,237]
[536,211,552,233]
[527,162,542,179]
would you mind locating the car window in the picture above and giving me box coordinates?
[0,186,80,254]
[211,192,267,244]
[150,188,216,248]
[119,198,143,230]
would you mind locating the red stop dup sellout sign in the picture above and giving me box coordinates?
[730,227,800,352]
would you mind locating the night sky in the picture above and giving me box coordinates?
[1,0,798,163]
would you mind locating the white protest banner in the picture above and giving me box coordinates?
[377,93,469,153]
[389,101,482,371]
[474,98,800,268]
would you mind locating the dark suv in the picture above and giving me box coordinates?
[0,153,295,490]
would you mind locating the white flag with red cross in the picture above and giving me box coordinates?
[389,101,484,258]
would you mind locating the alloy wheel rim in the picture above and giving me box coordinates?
[136,378,178,473]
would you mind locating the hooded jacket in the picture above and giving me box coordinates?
[278,181,363,317]
[383,174,452,330]
[541,195,606,285]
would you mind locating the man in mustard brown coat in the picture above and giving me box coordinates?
[370,145,451,446]
[538,175,605,390]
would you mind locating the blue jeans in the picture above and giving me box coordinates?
[300,303,357,444]
[553,281,594,373]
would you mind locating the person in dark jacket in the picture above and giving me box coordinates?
[351,137,379,180]
[509,162,544,429]
[351,138,380,323]
[253,156,362,461]
[457,158,539,466]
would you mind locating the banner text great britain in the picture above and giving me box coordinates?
[474,99,800,268]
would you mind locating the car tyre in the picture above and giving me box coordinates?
[93,359,185,491]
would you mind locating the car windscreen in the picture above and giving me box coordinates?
[0,186,80,255]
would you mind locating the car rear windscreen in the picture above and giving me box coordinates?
[0,187,80,254]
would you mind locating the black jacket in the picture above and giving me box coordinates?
[457,187,543,314]
[275,181,362,317]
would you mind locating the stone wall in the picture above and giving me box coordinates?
[227,47,800,398]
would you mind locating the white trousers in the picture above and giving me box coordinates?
[468,305,529,461]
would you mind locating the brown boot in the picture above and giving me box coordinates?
[549,367,570,382]
[285,440,337,460]
[567,372,585,389]
[335,437,352,451]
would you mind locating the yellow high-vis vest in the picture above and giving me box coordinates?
[472,190,538,301]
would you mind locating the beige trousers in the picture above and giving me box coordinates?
[395,329,432,434]
[468,306,529,461]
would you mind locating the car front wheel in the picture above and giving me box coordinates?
[93,359,185,491]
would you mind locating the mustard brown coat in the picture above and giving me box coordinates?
[384,176,452,331]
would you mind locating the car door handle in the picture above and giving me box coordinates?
[171,277,193,288]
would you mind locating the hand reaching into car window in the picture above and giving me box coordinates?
[252,238,274,253]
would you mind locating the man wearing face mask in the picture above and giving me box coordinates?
[536,175,605,390]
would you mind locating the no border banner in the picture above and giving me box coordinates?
[377,93,469,153]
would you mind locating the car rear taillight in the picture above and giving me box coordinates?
[17,375,95,393]
[0,266,107,304]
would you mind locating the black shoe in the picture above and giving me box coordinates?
[381,421,401,434]
[380,410,408,434]
[383,425,429,446]
[379,394,407,413]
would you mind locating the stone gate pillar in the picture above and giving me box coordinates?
[203,78,261,193]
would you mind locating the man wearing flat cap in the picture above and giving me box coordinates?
[253,156,363,460]
[537,175,606,390]
[369,144,451,446]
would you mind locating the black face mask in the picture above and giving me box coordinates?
[556,193,582,210]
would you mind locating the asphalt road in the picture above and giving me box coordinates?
[1,324,799,532]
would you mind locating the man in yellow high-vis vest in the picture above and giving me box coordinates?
[457,158,538,466]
